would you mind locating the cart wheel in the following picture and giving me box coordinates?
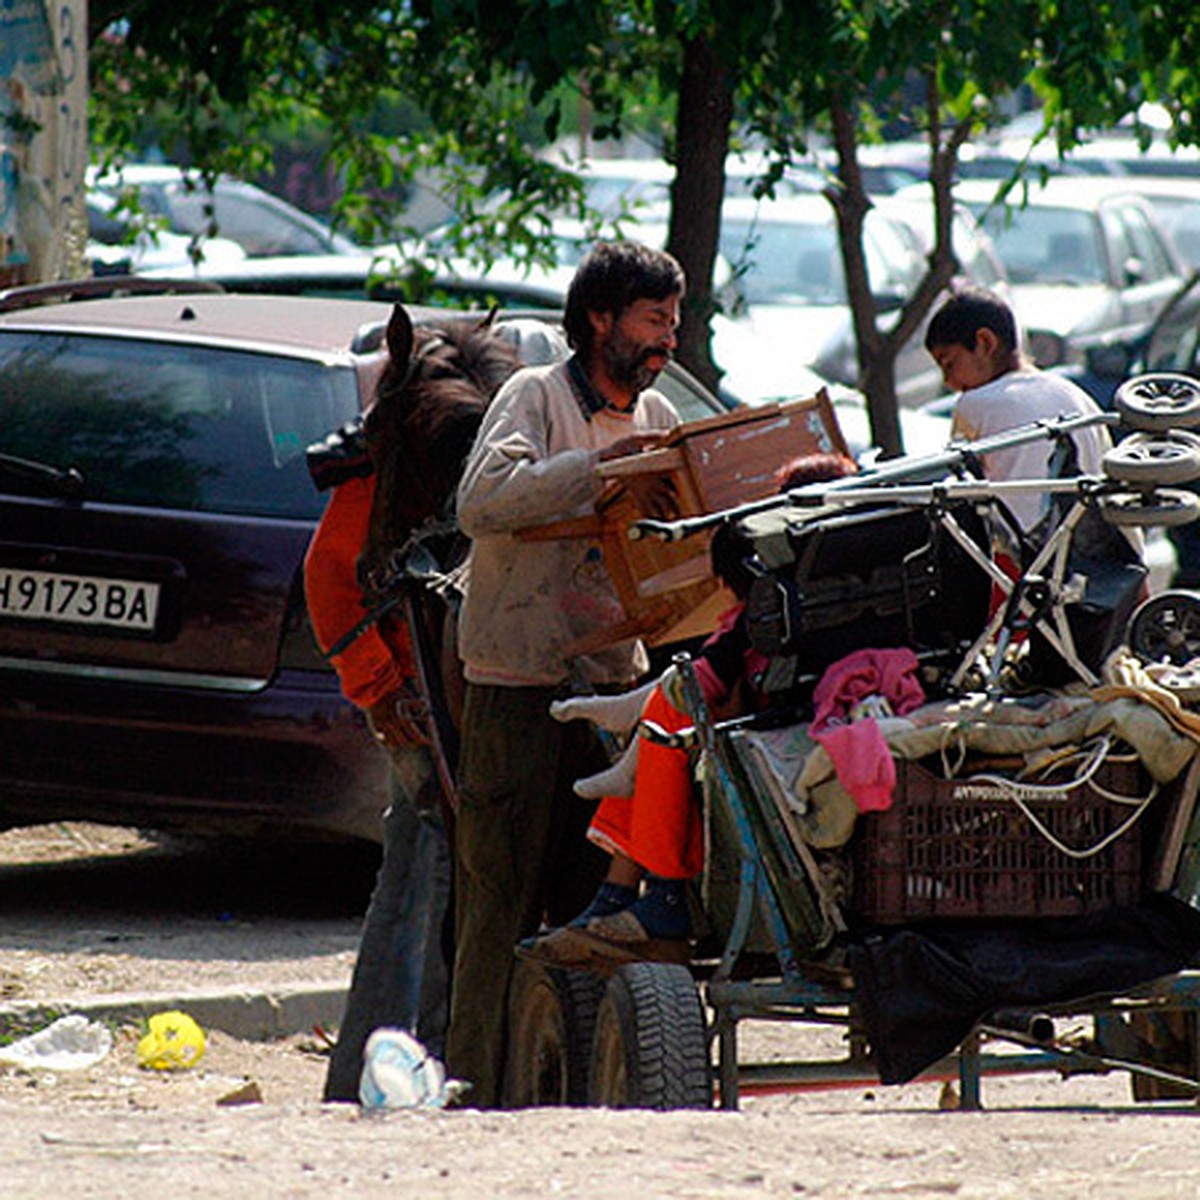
[1115,374,1200,433]
[1103,434,1200,486]
[504,958,605,1108]
[1128,590,1200,666]
[1100,488,1200,527]
[1127,1010,1200,1101]
[588,962,712,1110]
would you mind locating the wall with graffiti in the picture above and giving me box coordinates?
[1,0,88,284]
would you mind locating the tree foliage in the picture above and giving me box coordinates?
[87,0,1200,453]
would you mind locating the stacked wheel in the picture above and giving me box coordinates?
[1102,432,1200,487]
[588,962,712,1110]
[1128,591,1200,666]
[1101,374,1200,529]
[1115,373,1200,433]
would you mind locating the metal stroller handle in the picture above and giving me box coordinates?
[631,411,1118,543]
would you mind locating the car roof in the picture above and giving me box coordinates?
[947,175,1162,210]
[142,252,574,309]
[88,163,281,193]
[718,193,837,224]
[0,290,398,361]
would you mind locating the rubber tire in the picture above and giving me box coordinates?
[1100,488,1200,527]
[1128,590,1200,666]
[504,958,606,1108]
[1115,373,1200,433]
[1103,434,1200,486]
[588,962,712,1110]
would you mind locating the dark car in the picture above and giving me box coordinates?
[1064,271,1200,409]
[0,279,730,844]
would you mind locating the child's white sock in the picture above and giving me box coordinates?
[550,674,660,735]
[573,736,640,799]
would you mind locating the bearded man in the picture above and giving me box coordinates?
[447,241,686,1106]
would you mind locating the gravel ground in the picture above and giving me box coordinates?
[1,823,1198,1199]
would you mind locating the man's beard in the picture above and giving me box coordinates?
[603,332,669,395]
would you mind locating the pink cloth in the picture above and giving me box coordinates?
[810,647,924,735]
[813,720,896,813]
[810,648,925,814]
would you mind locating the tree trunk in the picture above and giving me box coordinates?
[665,35,732,396]
[827,96,904,457]
[826,77,981,460]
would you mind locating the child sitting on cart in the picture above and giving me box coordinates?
[521,451,857,968]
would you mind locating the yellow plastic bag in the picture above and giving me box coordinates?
[136,1010,207,1071]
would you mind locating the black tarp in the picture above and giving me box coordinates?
[848,897,1200,1084]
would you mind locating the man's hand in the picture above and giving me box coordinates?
[367,686,431,751]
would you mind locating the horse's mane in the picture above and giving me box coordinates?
[359,304,520,589]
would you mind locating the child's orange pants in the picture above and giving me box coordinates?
[586,685,704,880]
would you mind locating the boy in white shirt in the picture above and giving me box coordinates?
[925,286,1111,539]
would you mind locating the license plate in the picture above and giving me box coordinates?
[0,567,160,632]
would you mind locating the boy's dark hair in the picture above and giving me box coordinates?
[775,451,858,493]
[924,286,1018,355]
[563,241,685,357]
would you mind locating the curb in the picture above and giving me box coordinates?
[0,982,349,1041]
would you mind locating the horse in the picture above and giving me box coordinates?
[353,302,523,751]
[359,303,522,591]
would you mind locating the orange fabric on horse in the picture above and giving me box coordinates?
[303,473,416,709]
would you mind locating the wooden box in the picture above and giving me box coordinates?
[520,390,849,654]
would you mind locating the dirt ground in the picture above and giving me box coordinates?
[1,823,1198,1199]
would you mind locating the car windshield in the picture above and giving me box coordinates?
[720,218,843,305]
[972,205,1105,285]
[0,333,360,519]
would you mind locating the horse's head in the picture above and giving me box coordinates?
[361,304,520,583]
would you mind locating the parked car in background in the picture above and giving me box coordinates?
[947,176,1187,370]
[1064,271,1200,408]
[566,157,674,215]
[0,281,734,844]
[87,188,247,276]
[89,164,364,261]
[143,251,576,314]
[875,192,1011,300]
[715,193,974,407]
[1118,177,1200,271]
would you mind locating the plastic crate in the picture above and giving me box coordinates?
[852,754,1148,923]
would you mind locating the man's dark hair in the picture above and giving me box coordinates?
[563,241,685,357]
[924,286,1018,355]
